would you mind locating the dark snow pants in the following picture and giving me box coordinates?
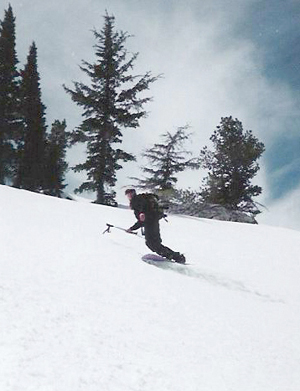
[144,219,175,259]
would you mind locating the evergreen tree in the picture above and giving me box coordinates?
[200,116,265,213]
[44,120,68,197]
[0,4,20,183]
[132,126,199,198]
[64,12,158,205]
[15,42,47,191]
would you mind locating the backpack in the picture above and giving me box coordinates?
[141,193,167,220]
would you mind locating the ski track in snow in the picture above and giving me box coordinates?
[141,255,284,303]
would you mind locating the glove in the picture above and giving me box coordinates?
[139,213,145,222]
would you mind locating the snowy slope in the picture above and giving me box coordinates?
[1,184,300,391]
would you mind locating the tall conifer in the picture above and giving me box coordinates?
[132,126,199,198]
[0,4,20,183]
[16,42,47,191]
[200,116,265,213]
[64,12,158,205]
[44,120,68,197]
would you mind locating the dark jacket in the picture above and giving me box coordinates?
[129,193,157,231]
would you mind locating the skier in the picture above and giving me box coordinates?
[125,189,186,263]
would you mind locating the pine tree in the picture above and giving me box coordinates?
[15,42,47,191]
[200,116,265,213]
[44,120,68,197]
[0,4,20,183]
[131,126,199,198]
[64,12,158,205]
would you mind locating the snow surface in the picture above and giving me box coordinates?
[1,184,300,391]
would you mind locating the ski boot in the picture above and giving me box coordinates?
[173,252,186,264]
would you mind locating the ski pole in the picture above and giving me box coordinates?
[102,223,138,235]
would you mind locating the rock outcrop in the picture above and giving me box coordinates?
[169,202,257,224]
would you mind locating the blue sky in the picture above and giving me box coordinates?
[240,0,300,200]
[2,0,300,229]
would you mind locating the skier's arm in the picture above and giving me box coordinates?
[129,221,141,231]
[128,211,146,232]
[129,212,146,231]
[127,195,147,232]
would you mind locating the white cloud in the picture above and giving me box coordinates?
[257,185,300,232]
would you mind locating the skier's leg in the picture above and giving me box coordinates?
[144,220,180,260]
[146,239,175,259]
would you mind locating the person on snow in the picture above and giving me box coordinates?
[125,188,186,264]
